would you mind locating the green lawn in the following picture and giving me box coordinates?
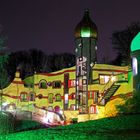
[0,114,140,140]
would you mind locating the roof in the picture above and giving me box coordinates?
[74,10,97,38]
[131,32,140,52]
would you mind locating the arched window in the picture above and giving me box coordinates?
[29,92,36,101]
[90,105,97,114]
[4,103,16,111]
[71,93,75,100]
[39,79,47,89]
[52,81,61,88]
[55,94,61,102]
[54,106,60,113]
[48,106,53,111]
[70,104,75,110]
[48,93,53,103]
[20,92,28,102]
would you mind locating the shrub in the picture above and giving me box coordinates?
[0,111,15,135]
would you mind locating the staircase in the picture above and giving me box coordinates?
[99,84,120,105]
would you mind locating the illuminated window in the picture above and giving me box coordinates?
[82,93,86,105]
[55,94,61,102]
[20,92,28,102]
[52,81,61,88]
[54,106,60,112]
[79,78,83,86]
[132,57,138,76]
[82,79,87,85]
[94,92,98,104]
[48,93,53,103]
[78,43,82,47]
[71,93,75,100]
[90,105,97,114]
[70,104,75,110]
[100,75,110,84]
[81,27,90,37]
[79,57,83,61]
[29,92,36,101]
[48,106,53,111]
[39,79,47,89]
[83,85,87,91]
[70,80,76,87]
[89,91,93,99]
[65,94,68,104]
[82,62,86,71]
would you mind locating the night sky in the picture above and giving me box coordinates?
[0,0,140,62]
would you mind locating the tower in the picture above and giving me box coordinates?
[74,10,98,113]
[131,32,140,93]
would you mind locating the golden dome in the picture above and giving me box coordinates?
[74,10,97,38]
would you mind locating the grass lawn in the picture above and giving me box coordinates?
[0,114,140,140]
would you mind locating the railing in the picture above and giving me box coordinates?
[100,77,114,95]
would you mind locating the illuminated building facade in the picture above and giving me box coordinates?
[0,10,136,122]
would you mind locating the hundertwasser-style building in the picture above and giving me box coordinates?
[1,10,139,123]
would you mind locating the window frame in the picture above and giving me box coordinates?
[20,92,28,102]
[39,79,47,89]
[55,94,62,102]
[48,93,54,103]
[52,81,62,89]
[29,92,36,101]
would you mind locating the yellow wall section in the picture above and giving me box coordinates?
[2,64,133,122]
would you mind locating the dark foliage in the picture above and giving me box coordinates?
[0,111,15,135]
[117,90,140,115]
[111,22,140,66]
[5,50,75,81]
[0,25,9,89]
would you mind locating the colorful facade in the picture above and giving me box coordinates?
[0,10,136,122]
[1,64,133,121]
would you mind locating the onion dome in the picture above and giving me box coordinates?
[74,10,97,38]
[131,32,140,52]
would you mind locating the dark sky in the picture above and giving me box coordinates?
[0,0,140,62]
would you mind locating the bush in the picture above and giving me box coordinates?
[0,111,15,135]
[71,118,78,124]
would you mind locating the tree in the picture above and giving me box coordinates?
[111,22,140,66]
[0,25,9,111]
[5,49,75,80]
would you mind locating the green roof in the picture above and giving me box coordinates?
[131,32,140,52]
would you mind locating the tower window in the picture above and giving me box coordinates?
[78,43,82,47]
[65,94,68,104]
[81,27,90,37]
[79,57,83,61]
